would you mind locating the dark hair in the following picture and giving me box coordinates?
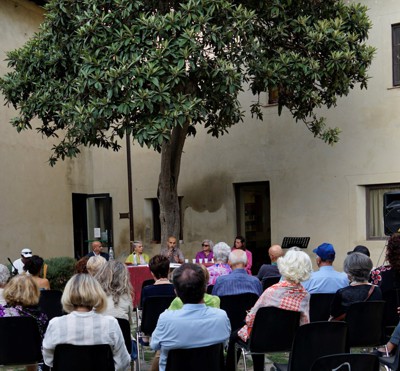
[149,255,170,279]
[75,256,90,274]
[172,263,205,304]
[23,255,44,276]
[234,235,246,250]
[387,233,400,271]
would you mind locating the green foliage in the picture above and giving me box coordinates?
[44,256,76,291]
[0,0,375,162]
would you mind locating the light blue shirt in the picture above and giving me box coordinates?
[212,268,262,296]
[150,303,231,371]
[302,265,349,293]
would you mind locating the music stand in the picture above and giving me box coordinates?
[281,237,310,249]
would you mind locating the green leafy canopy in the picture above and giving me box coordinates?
[0,0,375,164]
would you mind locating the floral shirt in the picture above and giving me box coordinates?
[207,264,232,286]
[237,280,310,342]
[0,304,48,338]
[370,264,400,294]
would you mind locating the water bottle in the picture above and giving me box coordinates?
[133,254,137,265]
[109,246,114,260]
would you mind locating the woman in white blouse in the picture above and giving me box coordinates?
[42,274,130,371]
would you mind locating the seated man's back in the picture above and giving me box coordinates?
[150,263,231,371]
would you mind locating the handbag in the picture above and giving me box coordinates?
[330,284,376,321]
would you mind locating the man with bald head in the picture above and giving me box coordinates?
[87,240,109,261]
[257,244,283,281]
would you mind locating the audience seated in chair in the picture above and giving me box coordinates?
[150,263,230,371]
[169,265,220,309]
[329,252,381,320]
[42,274,130,370]
[24,255,50,290]
[86,255,107,276]
[225,247,312,371]
[257,244,283,281]
[0,274,48,338]
[140,255,175,308]
[206,242,232,286]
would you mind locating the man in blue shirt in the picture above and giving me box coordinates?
[150,263,231,371]
[302,243,348,293]
[212,249,262,296]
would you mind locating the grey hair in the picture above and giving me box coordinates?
[229,249,248,265]
[132,240,143,249]
[213,242,231,263]
[0,264,10,287]
[277,248,312,283]
[343,252,373,283]
[202,239,214,251]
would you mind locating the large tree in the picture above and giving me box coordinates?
[0,0,374,246]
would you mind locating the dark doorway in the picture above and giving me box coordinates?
[72,193,113,259]
[234,182,271,275]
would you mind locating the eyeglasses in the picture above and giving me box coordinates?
[202,244,209,247]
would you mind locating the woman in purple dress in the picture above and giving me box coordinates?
[195,239,214,263]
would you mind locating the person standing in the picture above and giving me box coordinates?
[160,236,184,264]
[12,248,32,274]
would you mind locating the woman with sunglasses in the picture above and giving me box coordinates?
[195,239,214,263]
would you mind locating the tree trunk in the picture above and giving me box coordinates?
[158,121,189,248]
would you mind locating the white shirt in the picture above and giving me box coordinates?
[42,311,130,371]
[12,258,25,274]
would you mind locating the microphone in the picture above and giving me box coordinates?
[7,258,18,276]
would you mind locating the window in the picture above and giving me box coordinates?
[366,184,400,239]
[392,24,400,86]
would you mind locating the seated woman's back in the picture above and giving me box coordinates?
[24,255,50,290]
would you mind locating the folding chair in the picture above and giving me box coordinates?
[234,307,301,371]
[219,293,259,331]
[379,339,400,371]
[166,343,224,371]
[309,293,335,322]
[116,318,134,371]
[382,289,400,340]
[136,295,175,371]
[345,300,386,350]
[311,353,380,371]
[39,289,63,320]
[53,344,115,371]
[0,316,42,367]
[274,321,348,371]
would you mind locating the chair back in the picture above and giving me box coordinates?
[116,318,132,353]
[166,343,224,371]
[309,293,335,322]
[141,295,175,335]
[382,288,400,337]
[310,353,379,371]
[345,300,386,348]
[53,344,115,371]
[39,289,63,320]
[0,316,42,365]
[219,293,259,331]
[141,279,155,291]
[286,321,348,371]
[248,307,300,353]
[262,276,280,291]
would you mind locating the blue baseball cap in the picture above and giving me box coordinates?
[313,243,335,261]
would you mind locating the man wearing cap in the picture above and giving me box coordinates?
[12,248,33,274]
[302,243,348,293]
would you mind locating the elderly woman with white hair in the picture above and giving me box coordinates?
[206,242,232,285]
[225,248,313,371]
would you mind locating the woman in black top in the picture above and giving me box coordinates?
[330,252,381,320]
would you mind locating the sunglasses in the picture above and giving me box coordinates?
[202,244,209,247]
